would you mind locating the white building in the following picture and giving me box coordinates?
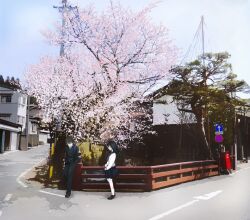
[0,85,27,130]
[152,95,196,125]
[0,85,47,151]
[144,83,196,125]
[0,85,27,153]
[39,130,50,145]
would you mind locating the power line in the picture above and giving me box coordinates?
[180,16,206,65]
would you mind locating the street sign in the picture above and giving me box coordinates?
[215,134,224,143]
[215,124,223,133]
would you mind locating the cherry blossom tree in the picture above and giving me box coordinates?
[24,1,178,145]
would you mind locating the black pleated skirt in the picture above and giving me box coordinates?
[104,167,119,179]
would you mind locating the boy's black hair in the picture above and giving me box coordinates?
[106,140,119,154]
[65,136,74,145]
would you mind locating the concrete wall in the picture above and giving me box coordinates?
[153,95,196,125]
[29,134,39,147]
[153,95,181,125]
[20,135,27,150]
[39,132,49,145]
[10,132,18,151]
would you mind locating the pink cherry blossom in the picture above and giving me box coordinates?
[23,1,178,145]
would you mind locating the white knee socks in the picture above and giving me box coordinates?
[107,178,115,195]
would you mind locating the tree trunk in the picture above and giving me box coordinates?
[196,112,213,159]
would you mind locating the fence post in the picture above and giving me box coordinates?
[179,164,182,178]
[72,162,83,190]
[146,167,153,191]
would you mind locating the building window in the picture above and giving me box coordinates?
[22,97,26,105]
[0,113,11,120]
[32,123,37,132]
[1,95,12,103]
[19,97,26,105]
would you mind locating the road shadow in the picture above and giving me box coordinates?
[26,162,62,189]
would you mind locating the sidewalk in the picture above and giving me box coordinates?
[0,144,50,157]
[0,144,50,189]
[0,149,42,157]
[233,160,250,172]
[0,150,19,156]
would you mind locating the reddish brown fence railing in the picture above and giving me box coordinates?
[73,160,218,191]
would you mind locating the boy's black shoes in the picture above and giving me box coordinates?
[65,193,71,198]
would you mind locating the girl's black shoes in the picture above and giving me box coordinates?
[107,194,116,200]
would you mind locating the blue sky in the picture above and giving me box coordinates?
[0,0,250,97]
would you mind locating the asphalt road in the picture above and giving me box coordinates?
[0,146,250,220]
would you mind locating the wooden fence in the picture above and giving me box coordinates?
[73,160,218,191]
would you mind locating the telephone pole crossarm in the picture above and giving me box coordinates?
[53,0,78,56]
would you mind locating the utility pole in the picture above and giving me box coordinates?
[52,0,77,140]
[234,109,238,169]
[48,0,78,179]
[244,105,248,163]
[53,0,77,56]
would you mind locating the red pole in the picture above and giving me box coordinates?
[72,162,83,190]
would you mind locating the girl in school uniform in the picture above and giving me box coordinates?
[104,140,119,200]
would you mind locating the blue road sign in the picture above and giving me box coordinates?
[215,124,223,133]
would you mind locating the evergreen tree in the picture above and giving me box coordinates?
[159,52,249,159]
[0,75,4,83]
[10,76,15,82]
[5,76,10,83]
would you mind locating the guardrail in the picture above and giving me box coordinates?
[73,160,218,191]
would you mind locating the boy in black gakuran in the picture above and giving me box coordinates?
[63,136,81,198]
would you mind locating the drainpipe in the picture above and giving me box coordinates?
[244,106,248,163]
[26,95,30,149]
[1,130,5,153]
[18,124,22,150]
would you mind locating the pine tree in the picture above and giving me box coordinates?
[160,52,249,159]
[0,75,4,83]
